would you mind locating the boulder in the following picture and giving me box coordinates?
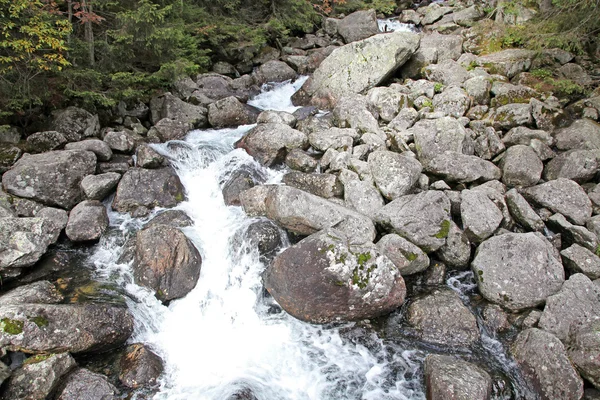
[0,144,22,173]
[432,87,471,118]
[222,169,260,206]
[426,152,501,183]
[2,150,96,209]
[453,5,485,26]
[343,180,385,219]
[337,9,379,43]
[208,96,260,128]
[521,179,592,226]
[135,143,165,169]
[119,343,163,389]
[308,127,357,152]
[25,131,67,153]
[544,150,600,183]
[243,219,283,260]
[538,273,600,342]
[368,151,422,200]
[97,154,132,174]
[103,130,143,153]
[57,369,119,400]
[150,118,192,142]
[505,189,545,231]
[406,289,480,346]
[424,355,492,400]
[510,328,583,400]
[282,171,343,199]
[134,224,202,302]
[422,3,453,25]
[377,234,429,275]
[0,353,76,400]
[257,110,297,127]
[81,172,121,201]
[554,119,600,150]
[65,139,112,161]
[435,221,471,269]
[145,210,193,229]
[492,103,533,130]
[285,149,317,172]
[561,245,600,279]
[0,303,133,353]
[501,144,543,187]
[366,86,411,123]
[293,32,420,108]
[65,200,109,242]
[478,49,535,78]
[235,123,307,166]
[331,95,381,134]
[461,189,503,242]
[464,76,492,105]
[149,92,207,127]
[251,60,296,86]
[0,281,64,305]
[568,320,600,390]
[503,126,553,147]
[548,213,598,252]
[472,233,564,310]
[50,107,100,142]
[112,167,185,217]
[263,229,406,323]
[402,33,463,79]
[411,117,470,165]
[374,190,451,252]
[0,125,21,144]
[424,59,471,86]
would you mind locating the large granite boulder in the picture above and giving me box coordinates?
[292,32,420,108]
[57,368,119,400]
[544,150,600,183]
[65,139,112,161]
[65,200,109,242]
[553,119,600,151]
[119,343,164,389]
[337,9,379,44]
[235,123,308,166]
[424,355,492,400]
[133,224,202,302]
[568,320,600,390]
[81,172,121,201]
[376,234,429,276]
[2,150,96,209]
[460,189,503,242]
[149,92,207,127]
[472,233,564,310]
[343,179,385,219]
[501,145,543,187]
[478,49,536,78]
[263,229,406,323]
[425,152,501,183]
[50,107,100,142]
[368,150,422,200]
[410,117,470,165]
[208,96,260,128]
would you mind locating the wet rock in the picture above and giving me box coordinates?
[222,169,259,206]
[406,289,480,346]
[134,224,202,302]
[112,167,185,217]
[257,110,297,126]
[424,354,492,400]
[0,281,64,305]
[293,32,419,108]
[50,107,100,142]
[284,149,317,172]
[343,180,385,219]
[337,9,379,43]
[554,119,600,151]
[561,244,600,279]
[538,273,600,342]
[510,328,583,400]
[149,92,207,127]
[544,150,600,183]
[505,189,545,231]
[208,96,260,128]
[25,131,67,153]
[251,60,296,86]
[374,190,451,252]
[261,185,376,244]
[2,150,96,209]
[57,368,119,400]
[145,210,193,229]
[411,117,470,165]
[65,139,112,161]
[461,189,503,242]
[119,343,163,389]
[521,179,592,226]
[0,303,133,353]
[426,152,501,183]
[65,200,109,242]
[501,145,543,187]
[282,171,343,199]
[81,172,121,201]
[472,232,564,310]
[1,352,76,400]
[568,320,600,390]
[482,304,511,332]
[368,151,422,200]
[478,49,535,78]
[435,221,471,269]
[236,123,307,166]
[377,234,429,276]
[244,219,283,260]
[264,229,406,323]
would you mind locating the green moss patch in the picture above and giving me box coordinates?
[434,220,451,239]
[1,318,24,335]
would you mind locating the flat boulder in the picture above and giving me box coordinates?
[554,119,600,151]
[293,32,419,108]
[424,355,492,400]
[112,167,185,217]
[263,229,406,323]
[472,232,564,310]
[426,152,501,183]
[235,123,307,166]
[2,150,96,209]
[282,171,343,199]
[65,139,112,161]
[134,224,202,302]
[81,172,121,201]
[478,49,536,78]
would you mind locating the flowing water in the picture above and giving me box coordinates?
[88,78,528,399]
[377,19,416,33]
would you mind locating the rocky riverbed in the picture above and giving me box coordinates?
[1,1,600,399]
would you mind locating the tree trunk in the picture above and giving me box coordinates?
[83,1,95,66]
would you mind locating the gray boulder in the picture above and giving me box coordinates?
[366,86,411,122]
[81,172,121,201]
[222,169,259,206]
[119,343,164,389]
[332,95,381,135]
[337,9,379,44]
[0,281,64,305]
[0,144,22,174]
[461,189,503,242]
[490,81,538,107]
[25,131,67,153]
[424,59,471,86]
[561,244,600,279]
[149,92,207,127]
[472,233,564,310]
[150,118,192,142]
[208,96,260,128]
[374,190,451,252]
[521,178,592,226]
[50,107,100,142]
[422,3,453,25]
[285,149,317,173]
[406,289,480,346]
[135,143,165,169]
[544,150,600,183]
[257,110,297,127]
[2,150,96,209]
[554,119,600,150]
[65,139,112,161]
[134,224,202,302]
[145,210,193,229]
[510,328,583,400]
[548,213,598,252]
[464,76,492,105]
[308,127,357,152]
[424,355,492,400]
[344,180,385,219]
[263,229,406,323]
[503,126,553,147]
[103,130,143,153]
[293,32,419,108]
[538,273,600,342]
[251,60,296,86]
[493,103,533,130]
[505,189,545,231]
[568,320,600,390]
[282,171,343,199]
[377,234,429,276]
[478,49,535,78]
[432,87,471,118]
[501,144,543,187]
[112,167,185,217]
[57,368,118,400]
[0,303,133,353]
[411,117,471,165]
[453,5,485,26]
[435,221,471,269]
[65,200,109,242]
[0,125,20,144]
[426,152,501,183]
[368,151,422,200]
[236,123,307,166]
